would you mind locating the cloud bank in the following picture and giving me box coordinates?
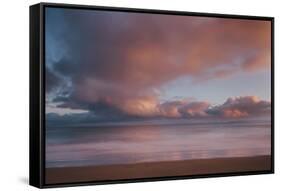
[47,96,271,126]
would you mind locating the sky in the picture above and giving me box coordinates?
[45,7,271,124]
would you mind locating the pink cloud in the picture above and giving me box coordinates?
[48,12,271,120]
[208,96,271,118]
[117,98,210,118]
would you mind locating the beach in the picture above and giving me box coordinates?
[46,155,271,184]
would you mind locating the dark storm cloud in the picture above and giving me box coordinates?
[46,67,62,93]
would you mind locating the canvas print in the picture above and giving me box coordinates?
[45,7,272,184]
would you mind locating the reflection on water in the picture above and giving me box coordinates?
[46,118,271,167]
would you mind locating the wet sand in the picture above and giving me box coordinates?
[46,155,271,184]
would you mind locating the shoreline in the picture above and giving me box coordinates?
[46,155,271,184]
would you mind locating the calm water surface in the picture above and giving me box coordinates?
[46,118,271,167]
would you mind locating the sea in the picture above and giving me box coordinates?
[46,117,271,168]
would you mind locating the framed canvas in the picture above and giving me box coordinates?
[29,2,274,188]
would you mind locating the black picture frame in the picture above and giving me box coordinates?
[30,2,274,188]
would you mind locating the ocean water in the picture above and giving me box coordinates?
[46,118,271,168]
